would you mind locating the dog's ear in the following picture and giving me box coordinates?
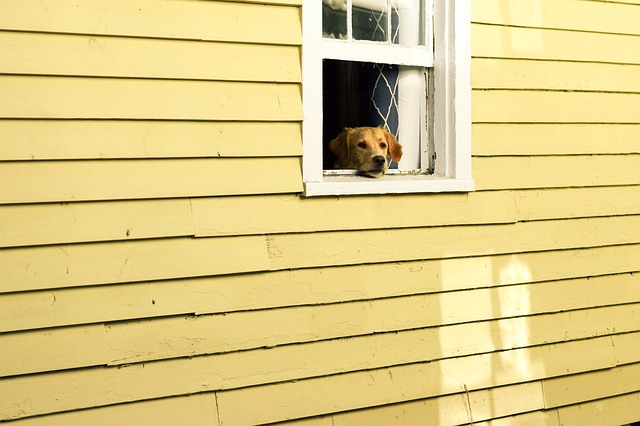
[384,129,403,162]
[329,128,351,167]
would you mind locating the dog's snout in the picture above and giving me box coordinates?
[373,155,386,166]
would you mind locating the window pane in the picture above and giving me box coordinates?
[350,1,425,45]
[394,0,426,46]
[323,59,426,171]
[323,0,347,39]
[353,0,390,42]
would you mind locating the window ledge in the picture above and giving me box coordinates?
[303,175,475,197]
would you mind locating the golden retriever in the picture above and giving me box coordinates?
[329,126,403,178]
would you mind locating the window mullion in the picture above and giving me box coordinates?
[347,0,353,40]
[386,0,392,43]
[321,40,433,67]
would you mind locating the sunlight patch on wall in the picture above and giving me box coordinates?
[495,256,544,383]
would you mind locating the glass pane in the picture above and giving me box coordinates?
[394,0,426,46]
[323,59,426,172]
[323,0,347,40]
[353,0,389,42]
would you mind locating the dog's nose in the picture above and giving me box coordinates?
[373,155,386,166]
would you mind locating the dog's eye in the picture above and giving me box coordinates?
[380,142,387,149]
[357,142,367,148]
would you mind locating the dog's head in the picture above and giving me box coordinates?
[329,126,403,178]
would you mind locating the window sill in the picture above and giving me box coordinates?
[303,174,475,197]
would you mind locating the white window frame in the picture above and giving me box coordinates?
[302,0,474,196]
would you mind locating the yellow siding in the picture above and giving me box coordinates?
[0,32,301,82]
[2,245,639,333]
[1,0,639,425]
[0,121,302,160]
[8,395,219,426]
[0,77,302,120]
[0,158,302,204]
[0,0,302,44]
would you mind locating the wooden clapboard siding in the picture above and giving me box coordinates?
[474,411,561,426]
[473,124,640,156]
[0,121,302,160]
[0,76,302,120]
[474,155,640,190]
[543,362,640,409]
[4,184,638,249]
[2,285,637,377]
[557,391,640,426]
[0,235,272,293]
[0,0,301,45]
[2,244,639,333]
[472,0,640,35]
[0,328,630,420]
[473,91,640,123]
[472,58,640,92]
[284,382,544,426]
[1,0,639,424]
[193,191,518,236]
[0,199,195,248]
[265,215,640,270]
[0,158,302,204]
[193,186,640,236]
[5,395,219,426]
[214,336,620,424]
[513,186,640,220]
[3,216,639,293]
[0,31,301,82]
[472,24,640,64]
[611,332,640,365]
[328,382,545,426]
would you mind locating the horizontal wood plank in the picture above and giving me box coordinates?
[0,0,301,45]
[474,410,560,426]
[557,391,640,426]
[215,337,618,424]
[472,0,640,36]
[473,124,640,156]
[3,185,638,249]
[473,90,640,123]
[2,289,637,376]
[0,158,302,204]
[0,235,272,294]
[0,76,302,120]
[2,216,639,293]
[2,244,639,332]
[5,394,218,426]
[472,24,640,64]
[543,361,640,408]
[612,332,640,365]
[513,186,640,221]
[473,155,640,190]
[282,417,332,426]
[0,199,194,248]
[265,216,640,271]
[0,121,302,161]
[329,382,544,426]
[192,191,517,237]
[472,58,640,92]
[193,186,640,238]
[0,331,621,420]
[0,31,301,82]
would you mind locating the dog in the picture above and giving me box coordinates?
[329,126,403,178]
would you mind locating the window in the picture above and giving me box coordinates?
[302,0,474,196]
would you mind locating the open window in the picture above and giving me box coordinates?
[302,0,474,196]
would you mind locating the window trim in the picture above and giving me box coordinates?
[301,0,473,196]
